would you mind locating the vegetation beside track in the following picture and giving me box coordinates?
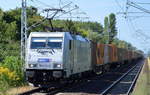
[132,58,150,95]
[0,56,26,93]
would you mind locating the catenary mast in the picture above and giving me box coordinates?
[21,0,27,61]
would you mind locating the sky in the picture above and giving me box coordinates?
[0,0,150,53]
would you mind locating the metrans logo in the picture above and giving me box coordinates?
[38,58,52,63]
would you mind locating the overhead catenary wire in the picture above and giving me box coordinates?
[28,0,91,22]
[125,18,147,47]
[114,0,124,12]
[128,19,150,45]
[127,1,150,14]
[27,0,90,31]
[115,0,150,53]
[134,2,150,5]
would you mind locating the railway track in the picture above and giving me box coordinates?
[18,60,143,95]
[101,60,144,95]
[52,61,139,95]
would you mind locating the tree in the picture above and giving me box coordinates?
[102,16,109,44]
[77,28,88,37]
[87,30,101,42]
[0,20,7,42]
[0,9,4,20]
[109,13,117,43]
[5,21,17,42]
[103,13,117,44]
[65,20,77,34]
[0,21,17,43]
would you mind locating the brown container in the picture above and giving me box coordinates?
[94,44,118,64]
[108,44,118,63]
[117,48,123,62]
[124,49,129,61]
[91,42,105,66]
[96,44,104,65]
[92,43,133,66]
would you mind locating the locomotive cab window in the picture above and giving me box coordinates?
[48,37,62,49]
[31,37,46,49]
[31,37,63,49]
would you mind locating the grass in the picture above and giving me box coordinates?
[132,58,150,95]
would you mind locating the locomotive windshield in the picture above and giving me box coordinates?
[31,37,62,49]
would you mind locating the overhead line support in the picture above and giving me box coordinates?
[21,0,27,61]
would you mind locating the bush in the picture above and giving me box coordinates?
[0,56,25,92]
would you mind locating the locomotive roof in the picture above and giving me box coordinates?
[29,32,90,42]
[30,32,65,37]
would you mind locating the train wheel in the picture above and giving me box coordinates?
[96,71,102,75]
[95,66,102,75]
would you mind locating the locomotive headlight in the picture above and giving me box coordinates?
[53,64,62,68]
[28,64,37,68]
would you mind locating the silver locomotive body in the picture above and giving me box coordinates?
[25,32,91,85]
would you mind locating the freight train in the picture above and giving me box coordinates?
[25,32,143,86]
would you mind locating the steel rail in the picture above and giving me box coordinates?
[126,61,144,95]
[100,63,141,95]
